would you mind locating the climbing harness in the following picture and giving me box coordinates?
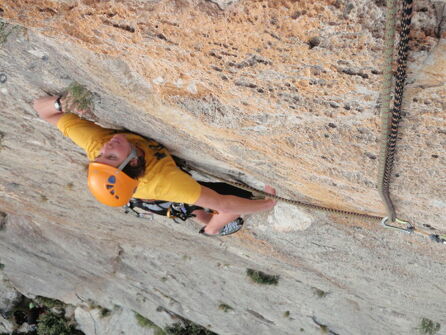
[123,198,244,237]
[124,198,207,223]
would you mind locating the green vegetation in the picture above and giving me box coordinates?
[99,307,111,318]
[35,296,65,309]
[134,312,165,335]
[418,318,441,335]
[66,82,94,111]
[37,312,81,335]
[246,268,280,285]
[165,321,217,335]
[218,303,233,312]
[312,287,329,298]
[0,263,4,270]
[283,311,290,318]
[0,132,4,151]
[0,19,25,46]
[319,324,329,334]
[0,19,14,45]
[86,300,111,318]
[2,295,84,335]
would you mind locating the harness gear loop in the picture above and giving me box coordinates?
[123,202,154,220]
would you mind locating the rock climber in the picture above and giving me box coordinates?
[32,91,276,236]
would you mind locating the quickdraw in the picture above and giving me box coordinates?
[381,217,414,234]
[381,217,446,244]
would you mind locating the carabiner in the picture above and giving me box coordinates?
[381,217,414,234]
[429,234,446,244]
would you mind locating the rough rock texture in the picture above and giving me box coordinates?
[0,0,445,334]
[75,305,158,335]
[0,272,22,333]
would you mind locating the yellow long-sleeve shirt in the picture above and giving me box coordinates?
[57,113,201,204]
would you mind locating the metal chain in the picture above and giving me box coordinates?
[378,0,413,222]
[188,165,383,221]
[187,165,445,243]
[183,0,446,243]
[377,0,398,221]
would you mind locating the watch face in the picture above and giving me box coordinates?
[54,100,61,111]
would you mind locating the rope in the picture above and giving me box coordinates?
[187,164,382,221]
[187,164,445,243]
[378,0,417,233]
[377,0,398,221]
[183,0,446,243]
[378,0,413,223]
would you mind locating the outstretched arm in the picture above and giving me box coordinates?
[33,95,64,126]
[194,185,276,216]
[193,185,276,235]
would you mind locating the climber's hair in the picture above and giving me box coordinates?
[122,153,146,179]
[83,152,146,180]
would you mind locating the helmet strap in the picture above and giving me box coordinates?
[117,146,138,171]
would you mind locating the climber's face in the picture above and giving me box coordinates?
[95,134,132,168]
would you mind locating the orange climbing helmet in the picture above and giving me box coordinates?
[87,147,139,207]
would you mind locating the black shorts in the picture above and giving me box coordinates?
[197,181,253,199]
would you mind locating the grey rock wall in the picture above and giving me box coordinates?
[0,1,445,334]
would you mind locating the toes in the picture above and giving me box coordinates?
[264,185,276,195]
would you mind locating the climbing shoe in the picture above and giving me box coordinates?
[199,217,244,237]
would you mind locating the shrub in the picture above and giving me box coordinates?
[312,287,328,298]
[246,268,280,285]
[218,303,233,312]
[37,312,75,335]
[165,321,217,335]
[100,307,111,318]
[65,82,93,111]
[418,318,441,335]
[35,296,65,309]
[134,312,165,335]
[0,20,14,45]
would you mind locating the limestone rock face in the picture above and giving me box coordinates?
[0,1,445,334]
[0,273,21,333]
[75,306,158,335]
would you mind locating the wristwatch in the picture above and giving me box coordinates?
[54,96,63,112]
